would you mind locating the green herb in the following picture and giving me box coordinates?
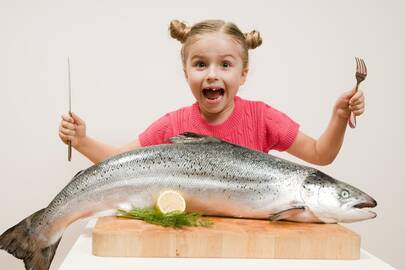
[117,207,213,228]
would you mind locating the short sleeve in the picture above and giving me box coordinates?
[138,113,172,147]
[264,104,300,152]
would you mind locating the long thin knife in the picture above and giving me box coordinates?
[67,57,72,162]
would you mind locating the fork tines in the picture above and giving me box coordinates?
[355,57,367,76]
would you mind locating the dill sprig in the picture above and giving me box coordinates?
[117,207,213,228]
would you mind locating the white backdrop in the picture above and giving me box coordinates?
[0,0,404,269]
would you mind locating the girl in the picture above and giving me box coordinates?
[59,19,365,165]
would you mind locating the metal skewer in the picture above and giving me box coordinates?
[68,57,72,161]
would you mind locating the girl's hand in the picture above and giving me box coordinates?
[333,88,365,120]
[59,112,86,148]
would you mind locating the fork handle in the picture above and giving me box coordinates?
[348,112,356,128]
[348,83,360,128]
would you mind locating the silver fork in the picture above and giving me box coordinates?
[348,57,367,128]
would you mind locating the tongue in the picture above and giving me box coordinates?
[205,89,222,100]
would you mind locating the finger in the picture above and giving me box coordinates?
[61,121,75,130]
[337,97,350,107]
[349,91,364,104]
[352,90,363,99]
[60,127,76,136]
[71,112,84,125]
[62,114,74,123]
[59,132,67,143]
[350,104,364,111]
[349,96,365,105]
[353,108,365,116]
[59,132,74,143]
[342,88,357,99]
[350,98,363,106]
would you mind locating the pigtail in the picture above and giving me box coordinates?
[244,30,262,49]
[169,20,191,43]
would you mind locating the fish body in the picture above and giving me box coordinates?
[0,133,377,270]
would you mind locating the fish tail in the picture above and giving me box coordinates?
[0,208,62,270]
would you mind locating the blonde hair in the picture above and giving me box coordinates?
[169,19,262,68]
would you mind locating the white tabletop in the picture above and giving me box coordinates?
[59,219,397,270]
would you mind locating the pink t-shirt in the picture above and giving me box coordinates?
[139,96,299,153]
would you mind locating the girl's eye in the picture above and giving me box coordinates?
[195,62,206,68]
[222,62,231,68]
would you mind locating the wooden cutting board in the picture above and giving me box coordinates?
[92,216,360,259]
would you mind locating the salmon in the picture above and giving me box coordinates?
[0,132,377,270]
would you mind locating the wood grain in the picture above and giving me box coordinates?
[92,216,360,259]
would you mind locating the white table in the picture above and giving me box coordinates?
[59,219,397,270]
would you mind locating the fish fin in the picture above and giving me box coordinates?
[0,208,62,270]
[64,169,85,186]
[269,207,306,222]
[168,132,222,144]
[73,169,84,178]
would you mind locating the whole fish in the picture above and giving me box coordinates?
[0,132,376,270]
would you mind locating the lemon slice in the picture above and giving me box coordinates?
[156,190,186,214]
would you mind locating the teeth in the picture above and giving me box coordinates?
[204,87,223,91]
[203,88,225,100]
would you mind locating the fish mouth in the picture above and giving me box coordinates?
[350,198,377,219]
[353,200,377,209]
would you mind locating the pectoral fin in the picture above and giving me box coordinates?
[269,207,306,222]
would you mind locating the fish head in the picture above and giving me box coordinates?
[300,170,377,223]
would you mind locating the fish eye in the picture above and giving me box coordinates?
[341,190,350,199]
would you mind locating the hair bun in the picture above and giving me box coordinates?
[169,20,190,43]
[244,30,262,49]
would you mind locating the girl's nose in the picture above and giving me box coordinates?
[206,66,219,81]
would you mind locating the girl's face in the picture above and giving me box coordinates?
[184,32,248,121]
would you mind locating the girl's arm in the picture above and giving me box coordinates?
[286,88,365,165]
[75,136,141,164]
[59,112,141,164]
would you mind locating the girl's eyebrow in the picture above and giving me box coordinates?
[191,54,236,60]
[191,55,204,60]
[220,54,236,59]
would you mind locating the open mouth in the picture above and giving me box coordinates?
[352,199,377,218]
[353,198,377,209]
[202,87,225,100]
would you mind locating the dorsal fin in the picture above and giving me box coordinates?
[168,132,222,144]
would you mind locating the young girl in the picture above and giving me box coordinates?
[59,19,365,165]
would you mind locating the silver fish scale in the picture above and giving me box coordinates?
[39,139,312,229]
